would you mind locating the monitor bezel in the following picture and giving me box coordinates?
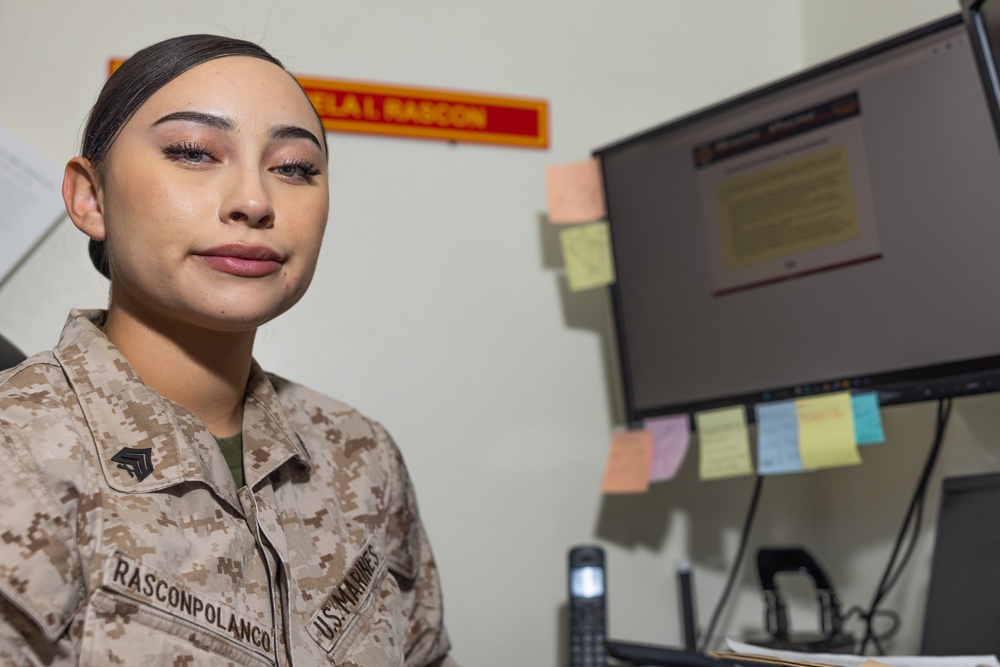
[594,14,1000,427]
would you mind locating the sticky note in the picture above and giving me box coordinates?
[560,221,616,291]
[755,400,807,475]
[643,414,690,483]
[695,406,754,481]
[852,392,885,445]
[796,392,861,469]
[602,430,653,494]
[545,158,607,224]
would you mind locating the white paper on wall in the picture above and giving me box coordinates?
[0,123,64,284]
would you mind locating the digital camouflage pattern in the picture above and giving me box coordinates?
[0,310,456,666]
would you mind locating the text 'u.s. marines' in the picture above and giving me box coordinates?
[309,542,382,651]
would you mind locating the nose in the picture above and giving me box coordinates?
[221,167,275,228]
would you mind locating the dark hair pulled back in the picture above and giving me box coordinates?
[82,35,288,279]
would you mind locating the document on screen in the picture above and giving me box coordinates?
[695,93,882,295]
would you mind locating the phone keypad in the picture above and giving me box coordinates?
[570,599,606,667]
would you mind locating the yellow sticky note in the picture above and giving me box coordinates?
[560,221,616,291]
[695,406,753,481]
[545,158,607,224]
[602,430,653,494]
[796,392,861,470]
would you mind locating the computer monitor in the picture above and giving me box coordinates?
[0,333,25,371]
[961,0,1000,144]
[921,471,1000,655]
[596,14,1000,425]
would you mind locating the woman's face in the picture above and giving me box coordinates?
[94,55,329,332]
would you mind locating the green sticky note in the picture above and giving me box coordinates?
[559,221,616,291]
[695,406,753,481]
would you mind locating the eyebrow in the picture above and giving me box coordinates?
[152,111,234,131]
[270,125,323,151]
[152,112,324,152]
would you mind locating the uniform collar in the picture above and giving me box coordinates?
[243,361,311,489]
[54,309,310,508]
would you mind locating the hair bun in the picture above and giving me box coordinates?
[89,238,110,279]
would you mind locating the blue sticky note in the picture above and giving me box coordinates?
[852,392,885,445]
[755,400,806,475]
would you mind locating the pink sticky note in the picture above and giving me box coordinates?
[644,415,691,483]
[545,158,607,224]
[601,430,653,494]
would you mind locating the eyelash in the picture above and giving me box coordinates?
[275,159,321,184]
[161,142,322,184]
[163,141,216,164]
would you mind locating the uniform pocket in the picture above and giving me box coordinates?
[325,570,408,667]
[80,589,275,667]
[305,538,407,666]
[85,551,277,666]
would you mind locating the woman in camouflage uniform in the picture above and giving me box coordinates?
[0,35,456,667]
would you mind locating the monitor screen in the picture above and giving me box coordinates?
[921,471,1000,655]
[596,15,1000,425]
[0,334,24,372]
[962,0,1000,141]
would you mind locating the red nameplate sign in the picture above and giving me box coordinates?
[299,77,548,148]
[109,59,548,149]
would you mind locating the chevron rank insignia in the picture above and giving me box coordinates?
[111,447,154,481]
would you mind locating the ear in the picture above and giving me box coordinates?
[62,157,107,241]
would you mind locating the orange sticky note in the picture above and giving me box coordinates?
[602,430,653,494]
[545,158,607,224]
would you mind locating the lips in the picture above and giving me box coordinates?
[196,244,284,278]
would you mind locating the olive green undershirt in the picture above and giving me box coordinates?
[214,432,245,489]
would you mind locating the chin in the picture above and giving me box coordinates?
[217,308,287,329]
[182,304,288,333]
[196,291,305,330]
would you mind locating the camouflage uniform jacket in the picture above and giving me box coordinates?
[0,310,456,666]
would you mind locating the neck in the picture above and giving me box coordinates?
[102,307,255,437]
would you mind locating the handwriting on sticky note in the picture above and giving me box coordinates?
[695,407,753,481]
[602,430,653,494]
[560,222,616,291]
[852,392,885,445]
[796,392,861,469]
[755,400,806,475]
[545,158,606,224]
[644,415,690,483]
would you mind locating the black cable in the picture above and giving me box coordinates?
[698,474,764,653]
[859,397,952,654]
[871,398,951,628]
[843,605,901,644]
[891,399,951,583]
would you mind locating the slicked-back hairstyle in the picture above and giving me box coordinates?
[81,34,324,279]
[82,34,289,166]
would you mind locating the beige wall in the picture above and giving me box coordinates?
[0,0,991,663]
[802,0,958,65]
